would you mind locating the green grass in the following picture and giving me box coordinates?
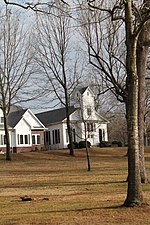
[0,147,150,224]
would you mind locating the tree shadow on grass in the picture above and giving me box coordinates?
[6,198,150,217]
[6,204,137,218]
[1,179,127,190]
[3,206,123,216]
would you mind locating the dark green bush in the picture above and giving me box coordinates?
[67,142,79,149]
[112,140,122,147]
[99,141,112,147]
[78,141,91,148]
[117,141,123,147]
[112,140,118,145]
[73,142,79,149]
[67,142,75,149]
[68,141,91,149]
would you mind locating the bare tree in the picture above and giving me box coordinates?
[72,90,92,171]
[34,3,82,156]
[0,6,34,160]
[78,0,150,206]
[78,0,150,185]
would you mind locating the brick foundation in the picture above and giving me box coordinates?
[0,146,44,153]
[15,147,33,153]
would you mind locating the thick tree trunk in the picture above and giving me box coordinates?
[137,19,150,183]
[124,1,143,207]
[124,77,143,206]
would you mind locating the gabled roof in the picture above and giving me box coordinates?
[95,111,109,123]
[8,109,28,128]
[78,86,95,97]
[8,108,46,129]
[79,86,88,94]
[36,106,77,126]
[9,104,23,113]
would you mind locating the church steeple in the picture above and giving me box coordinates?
[71,86,95,119]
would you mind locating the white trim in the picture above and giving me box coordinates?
[27,109,46,129]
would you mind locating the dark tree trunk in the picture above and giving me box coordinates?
[85,136,91,172]
[66,113,74,156]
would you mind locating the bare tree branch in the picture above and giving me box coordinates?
[4,0,69,15]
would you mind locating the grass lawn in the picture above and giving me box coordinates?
[0,147,150,225]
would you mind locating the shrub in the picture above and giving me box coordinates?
[78,141,91,148]
[117,141,123,147]
[67,142,75,149]
[99,141,111,147]
[112,141,122,147]
[73,142,79,149]
[68,141,91,149]
[67,142,80,149]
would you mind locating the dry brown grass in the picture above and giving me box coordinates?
[0,147,150,225]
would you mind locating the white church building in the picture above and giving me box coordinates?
[36,86,109,149]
